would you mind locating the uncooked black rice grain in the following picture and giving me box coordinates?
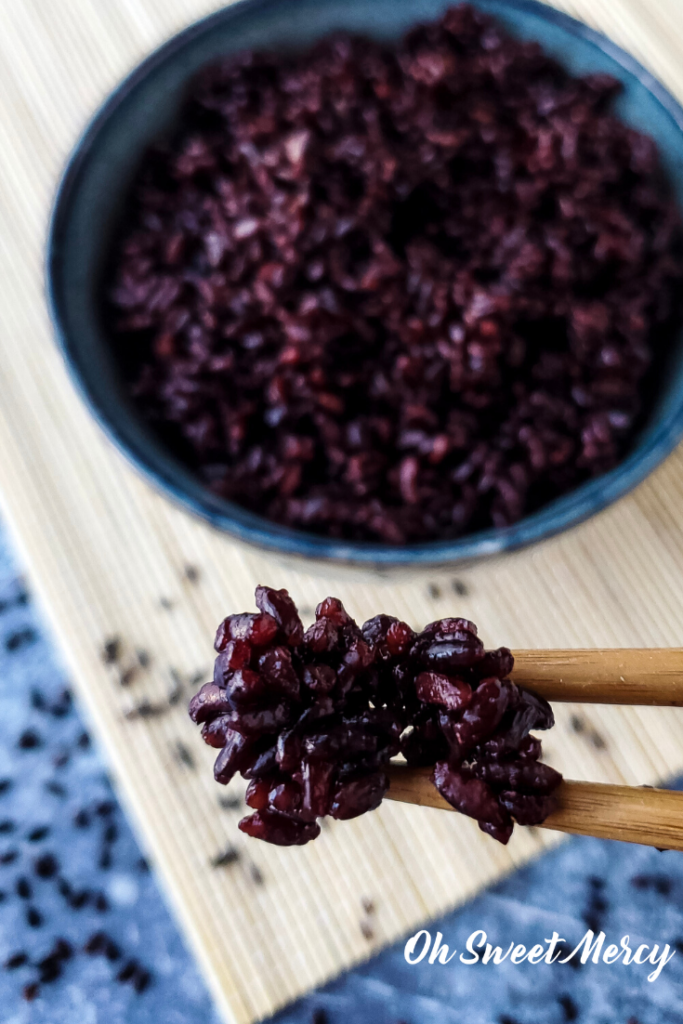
[116,960,137,983]
[249,863,264,885]
[34,854,59,879]
[94,892,110,912]
[26,906,43,928]
[124,700,167,720]
[50,689,73,717]
[45,781,67,797]
[69,890,90,910]
[590,729,607,749]
[168,671,184,705]
[631,873,672,895]
[28,826,49,842]
[108,4,683,546]
[18,730,42,750]
[137,648,151,668]
[133,967,152,993]
[211,846,240,867]
[119,666,138,686]
[583,877,608,933]
[57,878,72,899]
[105,938,121,961]
[103,823,118,844]
[84,932,107,955]
[4,952,28,970]
[102,637,121,664]
[30,689,46,711]
[173,740,196,769]
[5,628,37,652]
[37,956,62,984]
[52,938,73,961]
[219,794,242,810]
[558,994,579,1022]
[16,877,31,899]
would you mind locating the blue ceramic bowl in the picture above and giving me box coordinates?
[47,0,683,567]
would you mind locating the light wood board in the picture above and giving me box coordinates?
[2,0,683,1021]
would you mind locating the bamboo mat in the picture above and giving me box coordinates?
[2,0,683,1021]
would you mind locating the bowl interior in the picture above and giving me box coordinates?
[48,0,683,565]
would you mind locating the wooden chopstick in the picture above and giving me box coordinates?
[385,764,683,851]
[511,648,683,705]
[384,649,683,850]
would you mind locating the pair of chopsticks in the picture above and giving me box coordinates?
[385,649,683,851]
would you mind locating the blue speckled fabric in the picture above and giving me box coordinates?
[1,521,683,1024]
[273,834,683,1024]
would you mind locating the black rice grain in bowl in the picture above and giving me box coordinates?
[107,4,683,545]
[188,585,561,846]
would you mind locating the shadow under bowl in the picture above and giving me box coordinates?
[47,0,683,567]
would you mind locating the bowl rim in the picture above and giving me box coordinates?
[46,0,683,567]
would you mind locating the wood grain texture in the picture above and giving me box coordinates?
[1,1,683,1021]
[385,766,683,850]
[542,780,683,848]
[512,648,683,704]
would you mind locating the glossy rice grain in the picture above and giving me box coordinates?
[188,586,561,845]
[109,5,683,544]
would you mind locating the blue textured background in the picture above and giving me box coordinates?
[1,522,683,1023]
